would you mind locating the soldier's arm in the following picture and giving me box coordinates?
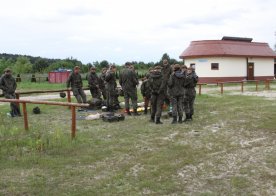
[0,77,7,91]
[168,74,174,88]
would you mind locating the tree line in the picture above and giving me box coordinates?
[0,53,183,75]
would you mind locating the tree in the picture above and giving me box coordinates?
[13,56,33,74]
[99,60,109,68]
[32,58,49,73]
[0,58,14,74]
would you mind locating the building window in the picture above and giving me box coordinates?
[211,63,219,70]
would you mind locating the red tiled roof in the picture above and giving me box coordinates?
[179,40,276,59]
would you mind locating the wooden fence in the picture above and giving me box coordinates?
[0,98,88,139]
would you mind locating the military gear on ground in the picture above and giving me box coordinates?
[33,106,41,114]
[60,92,66,98]
[102,112,125,122]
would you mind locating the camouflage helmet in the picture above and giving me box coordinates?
[33,106,41,114]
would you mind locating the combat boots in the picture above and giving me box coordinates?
[149,115,155,122]
[171,116,177,124]
[184,113,191,122]
[133,109,140,116]
[155,117,163,124]
[178,116,183,124]
[143,108,148,115]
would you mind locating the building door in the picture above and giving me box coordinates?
[247,62,254,80]
[274,63,276,78]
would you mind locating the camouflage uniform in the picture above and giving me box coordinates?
[161,63,172,105]
[99,70,107,100]
[119,66,139,113]
[66,72,87,103]
[148,68,165,124]
[183,72,196,120]
[0,72,21,117]
[168,69,185,123]
[105,69,117,111]
[140,78,151,114]
[87,71,101,99]
[190,70,198,116]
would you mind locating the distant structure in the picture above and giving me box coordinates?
[179,36,276,83]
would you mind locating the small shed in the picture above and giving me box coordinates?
[48,69,71,83]
[179,36,276,83]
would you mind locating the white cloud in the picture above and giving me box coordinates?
[0,0,275,64]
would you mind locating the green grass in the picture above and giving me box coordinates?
[0,90,276,195]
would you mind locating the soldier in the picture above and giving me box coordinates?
[119,62,139,116]
[87,66,101,99]
[0,68,21,117]
[190,66,198,119]
[99,67,107,100]
[161,59,172,107]
[183,67,196,122]
[66,66,87,104]
[168,64,185,124]
[105,65,117,112]
[148,66,165,124]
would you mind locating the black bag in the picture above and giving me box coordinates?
[102,112,125,122]
[60,92,66,98]
[33,106,41,114]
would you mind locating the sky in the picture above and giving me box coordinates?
[0,0,275,64]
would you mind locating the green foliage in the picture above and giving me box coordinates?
[0,58,14,74]
[13,56,33,74]
[32,58,49,73]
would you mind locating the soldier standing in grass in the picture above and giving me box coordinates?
[119,62,140,116]
[66,66,87,104]
[105,65,117,112]
[99,67,107,101]
[148,66,166,124]
[161,59,172,108]
[140,78,151,115]
[190,66,198,119]
[0,68,21,117]
[87,66,101,99]
[183,67,196,122]
[168,64,185,124]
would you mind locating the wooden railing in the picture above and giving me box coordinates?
[0,98,88,139]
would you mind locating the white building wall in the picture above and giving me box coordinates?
[184,57,247,77]
[248,57,274,76]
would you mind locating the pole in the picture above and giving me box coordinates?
[241,82,244,93]
[22,102,29,130]
[67,89,71,109]
[256,81,258,91]
[199,84,202,96]
[71,106,76,139]
[220,83,224,95]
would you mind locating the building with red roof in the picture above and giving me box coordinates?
[179,36,276,83]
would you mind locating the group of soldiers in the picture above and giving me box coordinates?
[141,59,198,124]
[67,59,198,124]
[1,60,198,124]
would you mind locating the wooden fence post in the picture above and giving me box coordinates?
[199,84,202,96]
[267,80,270,90]
[256,80,258,91]
[220,83,224,95]
[67,89,71,109]
[71,106,76,139]
[22,102,29,131]
[241,82,244,93]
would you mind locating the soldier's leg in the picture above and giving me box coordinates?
[150,94,157,121]
[156,94,165,124]
[95,88,102,99]
[79,88,87,103]
[101,88,107,100]
[183,91,190,122]
[171,96,177,124]
[177,96,183,123]
[190,89,196,116]
[131,89,138,110]
[124,91,130,110]
[72,88,82,103]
